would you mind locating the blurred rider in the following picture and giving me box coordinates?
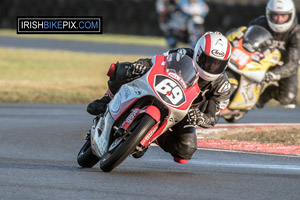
[179,0,209,46]
[250,0,300,109]
[87,32,231,163]
[156,0,209,48]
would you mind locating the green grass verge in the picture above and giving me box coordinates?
[0,29,166,47]
[0,47,142,103]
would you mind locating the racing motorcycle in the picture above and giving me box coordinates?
[77,53,200,172]
[221,25,282,123]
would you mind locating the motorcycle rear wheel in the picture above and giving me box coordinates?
[100,114,156,172]
[77,138,100,168]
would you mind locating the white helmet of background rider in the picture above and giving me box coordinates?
[193,32,231,81]
[266,0,296,33]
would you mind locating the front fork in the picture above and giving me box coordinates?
[91,105,161,158]
[120,106,161,146]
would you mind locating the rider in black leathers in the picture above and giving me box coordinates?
[87,32,231,163]
[250,0,300,108]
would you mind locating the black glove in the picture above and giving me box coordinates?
[128,60,148,77]
[264,72,280,82]
[188,106,206,126]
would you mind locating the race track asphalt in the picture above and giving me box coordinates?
[0,103,300,200]
[0,35,168,56]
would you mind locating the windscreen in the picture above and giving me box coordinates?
[243,25,273,53]
[166,53,198,89]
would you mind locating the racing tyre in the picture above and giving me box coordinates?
[100,114,156,172]
[77,139,100,168]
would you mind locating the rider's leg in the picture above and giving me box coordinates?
[86,62,125,115]
[256,84,277,108]
[166,35,177,49]
[275,73,298,108]
[87,60,153,115]
[256,73,298,109]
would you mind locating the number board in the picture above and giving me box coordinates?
[231,48,250,68]
[154,75,186,107]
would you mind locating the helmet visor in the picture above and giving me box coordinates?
[197,53,228,75]
[267,10,292,24]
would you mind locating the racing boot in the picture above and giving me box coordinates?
[86,94,112,115]
[283,98,297,109]
[86,62,117,116]
[132,147,148,159]
[283,104,296,109]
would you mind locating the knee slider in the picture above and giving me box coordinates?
[278,92,296,105]
[179,143,197,159]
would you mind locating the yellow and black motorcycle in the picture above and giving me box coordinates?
[221,25,282,123]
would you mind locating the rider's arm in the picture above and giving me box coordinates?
[201,81,231,128]
[268,30,300,79]
[164,48,194,57]
[107,58,152,95]
[189,75,231,128]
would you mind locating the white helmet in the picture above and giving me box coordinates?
[266,0,296,33]
[193,32,231,81]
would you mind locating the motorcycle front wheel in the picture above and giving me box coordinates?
[77,137,100,168]
[100,114,156,172]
